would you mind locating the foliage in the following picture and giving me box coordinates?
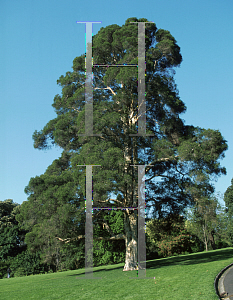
[93,210,125,266]
[146,127,227,220]
[7,249,49,278]
[0,199,28,264]
[0,199,55,279]
[224,178,233,245]
[214,204,232,249]
[0,260,8,279]
[15,151,86,271]
[16,152,126,271]
[146,214,194,257]
[58,241,85,270]
[185,195,228,251]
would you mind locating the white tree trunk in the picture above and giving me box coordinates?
[203,224,208,251]
[123,209,138,271]
[122,95,139,271]
[123,237,138,271]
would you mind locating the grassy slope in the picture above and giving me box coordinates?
[1,247,233,300]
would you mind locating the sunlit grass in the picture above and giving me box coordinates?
[1,247,232,299]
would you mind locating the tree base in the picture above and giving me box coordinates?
[123,265,138,271]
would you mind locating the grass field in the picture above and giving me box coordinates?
[1,247,233,299]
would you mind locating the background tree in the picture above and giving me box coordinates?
[146,213,193,258]
[213,201,231,249]
[184,194,225,251]
[0,199,51,278]
[0,199,25,262]
[224,178,233,245]
[16,151,126,271]
[16,151,87,272]
[26,17,227,271]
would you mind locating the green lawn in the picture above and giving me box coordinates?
[1,248,233,300]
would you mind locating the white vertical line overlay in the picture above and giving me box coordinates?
[76,22,101,137]
[129,165,154,279]
[76,21,155,280]
[76,165,102,280]
[129,22,154,137]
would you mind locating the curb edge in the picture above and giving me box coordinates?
[214,262,233,299]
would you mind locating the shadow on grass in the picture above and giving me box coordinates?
[67,248,233,277]
[146,247,233,270]
[68,265,125,277]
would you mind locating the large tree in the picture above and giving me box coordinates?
[27,17,227,271]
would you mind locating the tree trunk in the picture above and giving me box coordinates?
[203,224,208,251]
[205,240,208,252]
[122,141,138,271]
[209,231,216,250]
[56,247,59,271]
[122,98,140,271]
[123,209,138,271]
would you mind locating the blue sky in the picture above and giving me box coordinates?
[1,0,233,209]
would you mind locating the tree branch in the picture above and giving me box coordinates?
[55,232,126,244]
[56,204,127,244]
[145,174,159,182]
[146,156,179,168]
[96,198,124,206]
[94,86,116,96]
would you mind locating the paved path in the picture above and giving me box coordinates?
[219,265,233,299]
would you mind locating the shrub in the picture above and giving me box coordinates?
[0,260,8,279]
[13,267,25,278]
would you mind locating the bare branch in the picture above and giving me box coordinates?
[97,234,126,240]
[94,86,116,96]
[96,198,124,206]
[55,232,126,244]
[146,155,179,168]
[174,162,186,177]
[145,156,179,181]
[145,174,170,182]
[55,236,85,243]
